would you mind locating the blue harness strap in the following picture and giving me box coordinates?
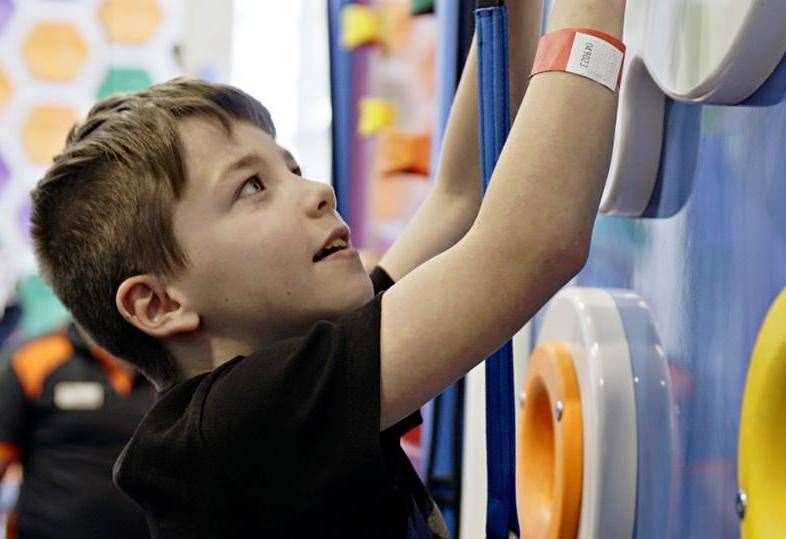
[475,2,519,537]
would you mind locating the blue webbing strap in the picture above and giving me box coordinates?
[421,0,462,491]
[327,0,354,217]
[475,2,519,537]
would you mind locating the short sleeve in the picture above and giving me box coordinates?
[370,266,395,295]
[0,364,26,460]
[369,266,424,441]
[200,294,389,517]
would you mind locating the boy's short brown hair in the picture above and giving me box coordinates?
[31,78,276,388]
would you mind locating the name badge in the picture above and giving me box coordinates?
[54,382,105,410]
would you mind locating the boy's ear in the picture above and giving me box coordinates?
[116,275,200,338]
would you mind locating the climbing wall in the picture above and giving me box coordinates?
[517,0,786,537]
[575,68,786,537]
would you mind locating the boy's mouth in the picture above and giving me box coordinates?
[313,227,350,262]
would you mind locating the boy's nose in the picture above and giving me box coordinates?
[304,179,337,217]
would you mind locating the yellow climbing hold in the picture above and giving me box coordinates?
[739,287,786,538]
[341,4,382,49]
[358,98,396,137]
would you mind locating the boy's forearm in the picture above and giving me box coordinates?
[548,0,625,35]
[378,2,543,280]
[465,0,626,268]
[432,0,543,201]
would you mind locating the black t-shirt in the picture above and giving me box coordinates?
[0,324,153,538]
[114,267,448,538]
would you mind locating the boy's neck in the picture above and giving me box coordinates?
[164,319,322,386]
[167,332,260,382]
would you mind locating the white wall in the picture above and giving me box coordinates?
[231,0,332,184]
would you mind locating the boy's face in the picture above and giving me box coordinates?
[170,117,373,345]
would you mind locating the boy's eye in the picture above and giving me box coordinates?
[238,175,265,198]
[291,166,302,176]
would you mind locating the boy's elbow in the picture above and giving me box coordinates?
[544,233,591,284]
[568,234,591,275]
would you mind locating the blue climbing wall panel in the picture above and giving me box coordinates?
[572,48,786,539]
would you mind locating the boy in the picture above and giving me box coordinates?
[29,0,626,536]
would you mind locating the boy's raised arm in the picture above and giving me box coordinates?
[378,0,627,430]
[378,0,543,280]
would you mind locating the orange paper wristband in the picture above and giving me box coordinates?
[531,28,626,91]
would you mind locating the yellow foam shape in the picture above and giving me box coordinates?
[341,5,382,49]
[23,23,88,82]
[358,98,395,136]
[739,287,786,538]
[0,69,11,110]
[22,105,77,165]
[99,0,162,44]
[518,343,583,539]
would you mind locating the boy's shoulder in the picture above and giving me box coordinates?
[114,296,384,488]
[112,372,209,507]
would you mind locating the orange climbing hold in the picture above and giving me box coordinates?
[517,343,583,539]
[376,130,431,177]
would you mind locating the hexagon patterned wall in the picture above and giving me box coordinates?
[0,0,182,292]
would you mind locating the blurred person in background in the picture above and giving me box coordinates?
[0,322,154,538]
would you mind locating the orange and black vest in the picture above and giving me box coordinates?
[0,324,154,538]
